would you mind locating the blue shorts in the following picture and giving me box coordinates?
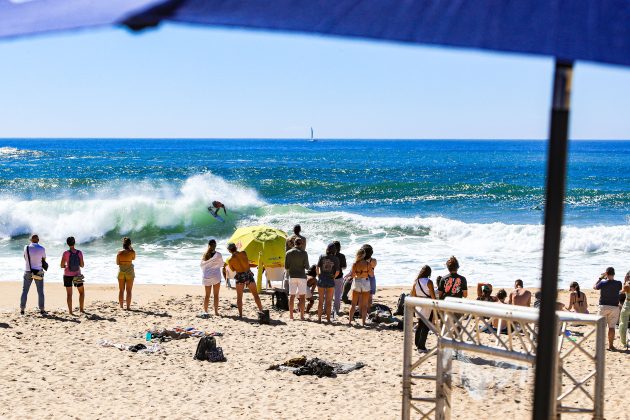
[369,275,376,295]
[317,277,335,288]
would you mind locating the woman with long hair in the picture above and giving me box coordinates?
[200,239,224,316]
[116,237,135,310]
[567,281,589,314]
[410,265,436,352]
[316,243,340,323]
[348,248,371,326]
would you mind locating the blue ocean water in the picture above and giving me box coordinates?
[1,139,629,287]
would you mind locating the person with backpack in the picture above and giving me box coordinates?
[116,237,136,310]
[200,238,224,316]
[20,234,48,315]
[410,265,436,352]
[60,236,85,315]
[316,243,340,323]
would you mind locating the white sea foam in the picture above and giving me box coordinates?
[0,174,627,288]
[0,173,264,242]
[0,146,43,158]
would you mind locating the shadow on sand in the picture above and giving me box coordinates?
[127,308,172,318]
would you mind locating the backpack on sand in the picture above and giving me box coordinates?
[272,290,289,311]
[194,336,216,361]
[68,250,81,272]
[393,293,408,316]
[259,309,270,325]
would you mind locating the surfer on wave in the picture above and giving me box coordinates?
[208,201,227,217]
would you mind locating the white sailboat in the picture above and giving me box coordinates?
[308,127,317,142]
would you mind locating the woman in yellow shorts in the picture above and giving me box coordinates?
[116,237,136,310]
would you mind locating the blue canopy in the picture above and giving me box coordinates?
[1,0,629,67]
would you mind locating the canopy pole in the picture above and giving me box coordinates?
[533,59,573,420]
[256,252,264,292]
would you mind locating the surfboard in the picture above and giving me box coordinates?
[208,208,225,223]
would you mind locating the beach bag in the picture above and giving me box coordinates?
[259,309,270,325]
[194,336,217,361]
[272,290,289,311]
[394,293,407,316]
[68,250,81,272]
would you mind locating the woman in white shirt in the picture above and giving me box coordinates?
[410,265,436,352]
[200,239,224,316]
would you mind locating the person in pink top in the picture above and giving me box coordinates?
[59,236,85,315]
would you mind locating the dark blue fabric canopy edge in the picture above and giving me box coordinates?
[1,0,629,68]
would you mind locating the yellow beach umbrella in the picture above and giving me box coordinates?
[228,225,287,291]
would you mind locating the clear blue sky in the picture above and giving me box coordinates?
[0,23,629,139]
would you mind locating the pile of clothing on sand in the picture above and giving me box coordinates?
[268,356,365,378]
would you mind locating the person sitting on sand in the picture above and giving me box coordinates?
[533,291,542,308]
[496,289,508,304]
[209,200,227,217]
[305,265,317,313]
[200,239,224,316]
[285,238,310,320]
[286,224,307,251]
[567,281,589,314]
[20,234,47,315]
[116,237,136,310]
[509,279,531,307]
[226,243,264,318]
[594,267,622,350]
[348,248,371,326]
[476,282,498,302]
[438,256,467,299]
[619,271,630,349]
[410,265,436,352]
[60,236,85,315]
[316,243,340,323]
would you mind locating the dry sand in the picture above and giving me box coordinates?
[0,282,626,419]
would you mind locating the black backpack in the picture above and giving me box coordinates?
[194,336,217,361]
[272,290,289,311]
[68,250,81,272]
[393,293,407,316]
[259,309,270,325]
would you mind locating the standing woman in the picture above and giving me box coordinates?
[200,239,224,316]
[316,243,340,323]
[60,236,85,315]
[362,244,378,306]
[348,248,371,326]
[619,271,630,349]
[116,237,136,310]
[567,281,589,314]
[410,265,436,352]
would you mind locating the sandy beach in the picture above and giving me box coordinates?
[0,282,626,419]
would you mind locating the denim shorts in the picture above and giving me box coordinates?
[317,277,335,289]
[352,278,371,293]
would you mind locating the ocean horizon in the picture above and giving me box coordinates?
[1,138,628,288]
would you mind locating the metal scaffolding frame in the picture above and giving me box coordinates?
[401,297,606,420]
